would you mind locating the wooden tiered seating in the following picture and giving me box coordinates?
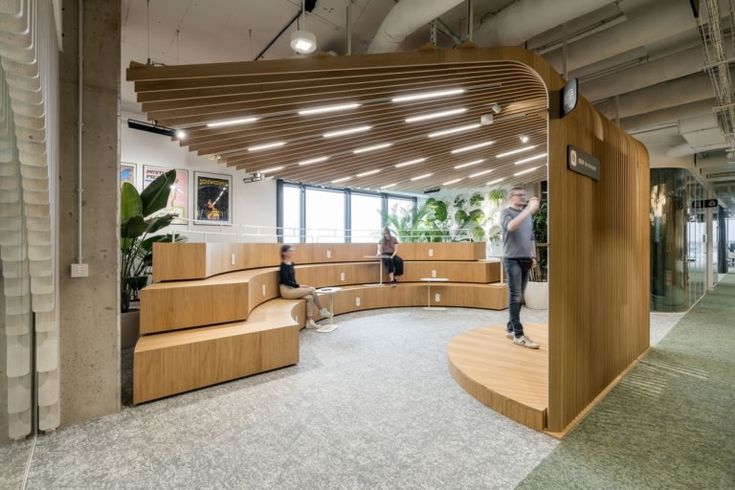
[134,242,507,403]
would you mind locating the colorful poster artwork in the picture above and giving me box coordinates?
[194,172,232,224]
[120,162,136,187]
[143,165,189,224]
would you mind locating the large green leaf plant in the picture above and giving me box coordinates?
[120,169,185,312]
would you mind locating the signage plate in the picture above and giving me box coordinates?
[691,199,718,209]
[567,145,600,181]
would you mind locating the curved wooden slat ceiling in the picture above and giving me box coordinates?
[128,48,549,192]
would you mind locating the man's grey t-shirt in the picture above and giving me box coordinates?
[501,206,534,258]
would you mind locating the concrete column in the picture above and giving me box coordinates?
[58,0,121,425]
[706,207,714,291]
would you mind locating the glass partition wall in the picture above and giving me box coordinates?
[650,168,707,311]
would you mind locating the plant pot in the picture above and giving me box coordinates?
[121,309,140,350]
[524,281,548,310]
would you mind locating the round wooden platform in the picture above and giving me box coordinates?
[448,323,549,431]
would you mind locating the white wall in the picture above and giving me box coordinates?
[121,111,277,242]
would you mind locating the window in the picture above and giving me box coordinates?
[350,193,382,242]
[387,197,414,218]
[281,185,301,243]
[305,188,345,243]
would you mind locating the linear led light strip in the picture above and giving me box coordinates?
[514,153,547,165]
[454,159,484,169]
[392,88,465,103]
[451,141,494,154]
[261,166,284,174]
[332,176,352,183]
[443,178,463,186]
[353,142,392,154]
[248,141,286,152]
[469,169,494,178]
[323,125,372,138]
[428,123,480,138]
[395,157,426,168]
[410,173,433,181]
[496,145,538,159]
[298,156,329,166]
[381,183,398,189]
[405,107,467,123]
[298,102,361,115]
[514,166,541,177]
[356,169,380,177]
[207,116,259,128]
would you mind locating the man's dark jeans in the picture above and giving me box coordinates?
[503,258,532,338]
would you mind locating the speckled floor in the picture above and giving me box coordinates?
[1,307,690,489]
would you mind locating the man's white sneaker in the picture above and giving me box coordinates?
[306,319,319,329]
[513,335,540,349]
[319,308,333,318]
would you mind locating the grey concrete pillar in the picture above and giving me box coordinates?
[58,0,121,425]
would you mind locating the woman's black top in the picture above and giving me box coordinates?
[279,262,299,288]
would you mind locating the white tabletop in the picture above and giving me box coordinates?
[316,286,343,293]
[419,277,449,282]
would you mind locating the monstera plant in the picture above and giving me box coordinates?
[120,169,184,312]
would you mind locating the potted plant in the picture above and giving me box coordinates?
[120,169,184,348]
[452,192,486,242]
[524,201,548,309]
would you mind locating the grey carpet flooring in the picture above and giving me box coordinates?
[519,275,735,489]
[22,307,558,489]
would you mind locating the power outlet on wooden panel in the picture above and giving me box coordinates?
[231,254,236,265]
[428,248,434,257]
[355,297,361,306]
[340,272,345,281]
[262,284,266,297]
[431,269,437,278]
[434,293,441,303]
[326,249,332,258]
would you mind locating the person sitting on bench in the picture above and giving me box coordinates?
[279,244,332,329]
[378,227,403,287]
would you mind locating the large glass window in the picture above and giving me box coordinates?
[306,188,346,243]
[281,185,301,243]
[388,197,414,217]
[350,193,382,242]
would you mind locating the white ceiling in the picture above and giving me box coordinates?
[121,0,735,208]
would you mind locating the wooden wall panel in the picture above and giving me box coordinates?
[547,99,650,432]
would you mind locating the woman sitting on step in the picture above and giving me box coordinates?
[279,244,332,329]
[378,227,404,287]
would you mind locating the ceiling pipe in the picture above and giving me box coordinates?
[367,0,465,53]
[472,0,613,47]
[544,1,696,73]
[581,45,707,102]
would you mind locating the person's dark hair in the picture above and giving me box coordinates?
[381,227,393,243]
[280,244,293,258]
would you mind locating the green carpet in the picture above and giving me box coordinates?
[519,274,735,489]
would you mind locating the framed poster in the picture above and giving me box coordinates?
[143,165,189,224]
[194,171,232,225]
[120,162,136,187]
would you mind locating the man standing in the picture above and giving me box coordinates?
[501,186,540,349]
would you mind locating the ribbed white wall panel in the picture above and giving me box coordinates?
[0,0,59,438]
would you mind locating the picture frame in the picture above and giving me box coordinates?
[143,165,189,225]
[120,162,136,188]
[193,171,232,225]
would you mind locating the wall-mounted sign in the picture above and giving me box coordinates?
[560,78,578,118]
[568,145,600,181]
[691,199,718,209]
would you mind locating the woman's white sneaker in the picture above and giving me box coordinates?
[319,308,333,318]
[306,319,319,329]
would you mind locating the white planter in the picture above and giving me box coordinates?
[524,281,548,310]
[121,310,140,349]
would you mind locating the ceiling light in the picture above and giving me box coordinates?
[514,153,547,165]
[428,123,480,138]
[206,116,259,128]
[298,103,361,115]
[490,102,502,114]
[451,141,494,154]
[323,125,372,138]
[410,173,433,181]
[487,178,505,186]
[290,30,317,54]
[392,88,465,103]
[519,135,530,143]
[175,129,187,139]
[248,141,286,152]
[395,157,426,168]
[469,169,494,178]
[496,145,538,159]
[454,159,485,169]
[261,166,284,174]
[405,108,467,123]
[356,169,381,177]
[514,166,540,177]
[443,178,463,186]
[332,176,352,183]
[353,142,392,154]
[381,183,398,189]
[298,156,329,166]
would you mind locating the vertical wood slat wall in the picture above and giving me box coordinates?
[547,98,650,432]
